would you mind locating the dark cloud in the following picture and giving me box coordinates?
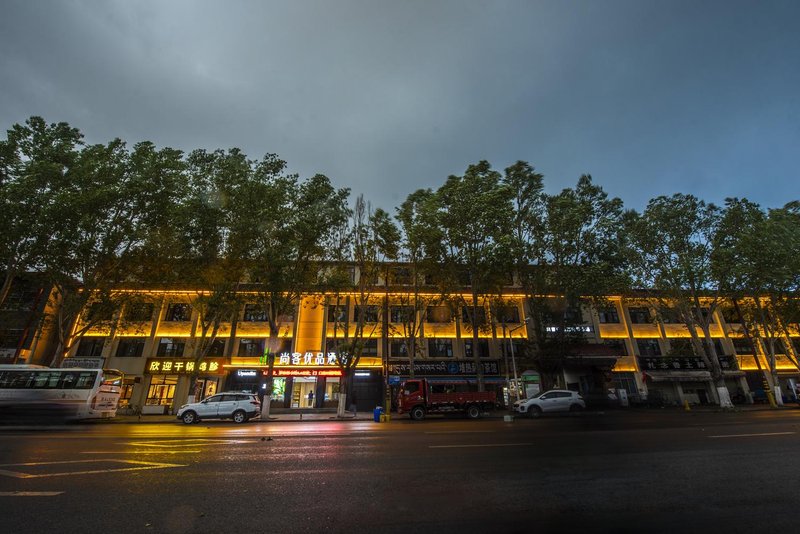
[2,0,798,212]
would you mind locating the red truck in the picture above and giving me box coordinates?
[397,378,498,420]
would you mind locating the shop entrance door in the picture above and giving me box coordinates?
[292,377,317,408]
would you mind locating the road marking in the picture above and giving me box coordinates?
[122,439,249,448]
[425,431,493,434]
[0,491,64,496]
[429,443,533,449]
[0,459,185,479]
[708,432,796,439]
[82,450,202,454]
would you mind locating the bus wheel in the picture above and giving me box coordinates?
[410,406,425,421]
[466,405,480,419]
[181,411,197,424]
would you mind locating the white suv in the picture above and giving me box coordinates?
[177,392,261,424]
[513,389,585,418]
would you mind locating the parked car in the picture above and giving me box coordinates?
[177,392,261,424]
[513,389,585,417]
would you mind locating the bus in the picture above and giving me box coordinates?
[0,365,124,422]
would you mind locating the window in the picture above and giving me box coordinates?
[390,340,409,357]
[464,339,490,358]
[146,375,178,406]
[243,304,267,322]
[118,379,135,408]
[164,303,191,322]
[238,338,264,357]
[426,305,452,323]
[628,307,651,324]
[713,339,728,356]
[75,337,106,357]
[390,306,415,324]
[659,308,682,324]
[0,329,24,349]
[495,305,520,324]
[636,338,662,356]
[354,305,379,323]
[389,267,412,285]
[157,338,185,357]
[125,302,154,322]
[0,288,38,311]
[461,307,487,327]
[359,339,378,356]
[116,338,146,358]
[792,338,800,355]
[428,339,453,358]
[205,339,227,357]
[603,340,628,356]
[693,307,712,323]
[667,338,694,356]
[732,338,755,355]
[597,308,620,324]
[327,304,348,323]
[404,382,420,394]
[765,338,786,353]
[720,306,742,324]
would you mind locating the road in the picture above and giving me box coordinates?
[1,409,800,533]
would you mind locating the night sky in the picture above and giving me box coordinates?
[2,0,798,212]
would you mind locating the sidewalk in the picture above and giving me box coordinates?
[110,410,380,424]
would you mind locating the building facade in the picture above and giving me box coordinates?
[55,282,800,415]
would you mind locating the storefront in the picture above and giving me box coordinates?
[144,357,225,414]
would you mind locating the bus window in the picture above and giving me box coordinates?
[76,372,98,389]
[59,372,77,389]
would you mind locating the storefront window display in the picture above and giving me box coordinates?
[146,375,178,406]
[118,378,136,408]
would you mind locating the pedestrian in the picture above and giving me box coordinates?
[349,390,358,417]
[308,390,314,407]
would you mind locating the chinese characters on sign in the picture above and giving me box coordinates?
[274,369,343,377]
[276,352,338,366]
[387,360,500,376]
[638,355,737,371]
[145,358,225,375]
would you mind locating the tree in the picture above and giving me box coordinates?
[326,195,396,417]
[431,162,514,390]
[507,169,627,391]
[0,117,83,309]
[43,138,178,364]
[628,194,734,407]
[249,172,350,419]
[394,189,443,379]
[714,198,800,405]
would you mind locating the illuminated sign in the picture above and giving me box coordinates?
[237,370,258,377]
[276,352,339,366]
[273,368,343,377]
[145,358,225,375]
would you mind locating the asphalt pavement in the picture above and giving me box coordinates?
[2,408,800,534]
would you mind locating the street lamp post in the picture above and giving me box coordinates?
[507,318,530,402]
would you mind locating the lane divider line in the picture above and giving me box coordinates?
[708,432,796,439]
[0,491,65,496]
[429,443,533,448]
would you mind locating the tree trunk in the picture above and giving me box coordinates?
[0,267,17,311]
[471,289,484,391]
[260,329,279,420]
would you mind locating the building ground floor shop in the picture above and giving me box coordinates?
[109,361,787,416]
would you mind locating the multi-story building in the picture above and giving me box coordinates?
[54,272,800,415]
[0,274,60,366]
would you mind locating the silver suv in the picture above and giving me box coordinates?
[177,392,261,424]
[513,389,585,417]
